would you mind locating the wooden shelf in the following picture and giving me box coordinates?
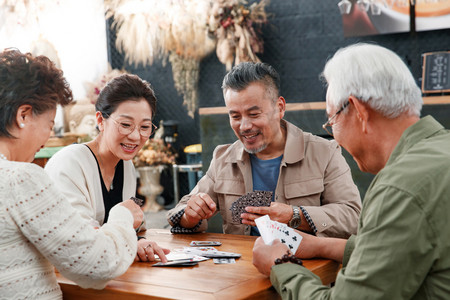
[199,95,450,115]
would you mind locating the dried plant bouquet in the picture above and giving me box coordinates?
[134,138,177,167]
[104,0,268,118]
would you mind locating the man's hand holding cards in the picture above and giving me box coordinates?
[255,215,302,254]
[230,191,272,224]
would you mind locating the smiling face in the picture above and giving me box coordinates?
[99,98,153,161]
[224,82,285,158]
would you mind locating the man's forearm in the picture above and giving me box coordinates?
[179,213,200,229]
[317,237,347,263]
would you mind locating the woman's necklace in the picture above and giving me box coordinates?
[95,139,114,190]
[0,152,7,160]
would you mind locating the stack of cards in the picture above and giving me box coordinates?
[152,252,208,267]
[152,259,198,267]
[183,247,241,258]
[163,252,208,262]
[190,241,222,247]
[230,191,273,223]
[255,215,302,254]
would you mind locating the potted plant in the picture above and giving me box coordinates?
[134,138,177,211]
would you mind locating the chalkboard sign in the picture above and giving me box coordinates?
[422,51,450,93]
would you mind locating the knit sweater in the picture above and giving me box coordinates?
[0,160,137,299]
[44,144,137,227]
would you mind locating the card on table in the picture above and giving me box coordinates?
[190,241,222,247]
[156,251,209,262]
[152,259,198,267]
[213,258,236,264]
[230,191,273,223]
[183,247,241,258]
[255,215,302,254]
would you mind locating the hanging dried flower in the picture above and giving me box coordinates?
[208,0,268,70]
[103,0,268,117]
[104,0,215,65]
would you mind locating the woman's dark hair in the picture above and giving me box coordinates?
[0,48,73,138]
[95,74,157,119]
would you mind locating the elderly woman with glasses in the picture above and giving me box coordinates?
[45,74,169,263]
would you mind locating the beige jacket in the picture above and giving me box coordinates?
[167,120,361,237]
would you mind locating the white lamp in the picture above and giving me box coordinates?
[357,0,371,11]
[338,0,352,14]
[371,1,382,15]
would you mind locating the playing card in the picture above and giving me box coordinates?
[163,252,194,261]
[206,251,241,258]
[255,215,276,245]
[152,259,198,267]
[213,258,236,264]
[255,215,302,254]
[157,252,209,262]
[268,218,288,237]
[190,241,222,247]
[278,226,302,254]
[185,246,217,252]
[183,247,241,258]
[130,196,144,207]
[230,191,273,223]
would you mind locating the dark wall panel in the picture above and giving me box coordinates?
[107,1,450,200]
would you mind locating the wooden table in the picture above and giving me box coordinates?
[56,229,340,299]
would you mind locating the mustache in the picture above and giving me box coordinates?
[240,129,260,136]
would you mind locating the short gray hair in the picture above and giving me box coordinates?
[321,43,422,118]
[221,62,280,102]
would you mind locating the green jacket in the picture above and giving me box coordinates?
[271,116,450,299]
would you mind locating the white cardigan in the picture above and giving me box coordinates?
[0,160,137,299]
[45,144,137,227]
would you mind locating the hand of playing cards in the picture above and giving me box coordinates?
[255,215,302,254]
[130,196,144,207]
[230,191,273,223]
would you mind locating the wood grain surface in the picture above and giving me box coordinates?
[56,229,340,299]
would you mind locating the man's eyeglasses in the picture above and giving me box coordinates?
[103,112,157,138]
[322,101,349,137]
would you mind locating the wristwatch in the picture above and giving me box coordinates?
[289,205,301,229]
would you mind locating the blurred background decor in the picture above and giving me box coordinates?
[134,138,177,211]
[85,66,128,105]
[64,98,98,142]
[103,0,267,117]
[207,0,268,70]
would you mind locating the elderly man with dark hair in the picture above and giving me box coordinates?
[167,62,361,238]
[252,43,450,299]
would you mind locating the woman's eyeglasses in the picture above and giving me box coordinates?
[103,113,157,137]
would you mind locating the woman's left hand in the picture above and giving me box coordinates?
[136,239,170,263]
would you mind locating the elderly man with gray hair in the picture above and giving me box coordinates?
[252,43,450,299]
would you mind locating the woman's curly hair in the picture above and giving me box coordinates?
[0,48,73,137]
